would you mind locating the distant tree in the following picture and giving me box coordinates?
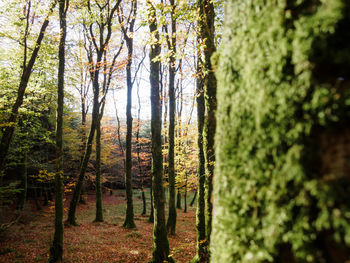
[67,0,121,226]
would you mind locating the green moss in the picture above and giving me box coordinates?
[213,0,350,262]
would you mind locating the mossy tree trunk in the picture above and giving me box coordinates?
[147,1,173,261]
[199,0,216,250]
[49,1,68,261]
[166,0,177,237]
[192,50,207,262]
[212,1,350,262]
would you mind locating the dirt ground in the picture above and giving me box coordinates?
[0,190,196,262]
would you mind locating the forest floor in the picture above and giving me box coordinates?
[0,189,196,263]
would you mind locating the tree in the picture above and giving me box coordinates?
[49,0,68,261]
[67,0,121,226]
[165,0,177,236]
[192,47,207,262]
[118,0,138,229]
[0,0,57,173]
[198,0,216,252]
[147,0,173,261]
[212,0,350,262]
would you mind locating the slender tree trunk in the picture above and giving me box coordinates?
[184,173,187,213]
[192,46,208,263]
[176,189,181,209]
[79,99,87,205]
[49,2,67,261]
[17,153,27,211]
[67,51,102,226]
[166,0,177,236]
[123,35,136,229]
[190,190,197,207]
[34,185,42,211]
[147,1,172,261]
[94,116,103,222]
[199,0,217,250]
[0,1,57,173]
[148,179,154,223]
[136,67,146,216]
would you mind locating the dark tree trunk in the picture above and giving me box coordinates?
[147,1,173,261]
[199,0,216,250]
[184,174,187,213]
[79,99,87,205]
[148,180,154,223]
[94,116,103,222]
[176,188,182,209]
[67,0,120,226]
[67,50,102,226]
[123,29,136,230]
[166,0,177,237]
[192,46,208,263]
[0,1,57,173]
[49,1,67,261]
[190,190,197,207]
[141,189,146,215]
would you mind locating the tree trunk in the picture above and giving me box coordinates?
[148,180,154,223]
[184,174,187,213]
[147,1,172,261]
[166,0,177,237]
[123,32,136,229]
[176,189,181,209]
[67,51,102,226]
[49,1,67,261]
[190,190,196,207]
[94,116,103,222]
[199,0,216,250]
[192,45,207,263]
[79,99,87,205]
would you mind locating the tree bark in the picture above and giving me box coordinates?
[49,0,67,261]
[190,190,197,207]
[122,5,136,229]
[67,0,120,225]
[147,1,173,261]
[199,0,216,250]
[166,0,177,236]
[176,188,182,209]
[192,34,208,263]
[94,115,103,222]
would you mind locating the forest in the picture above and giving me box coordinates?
[0,0,349,262]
